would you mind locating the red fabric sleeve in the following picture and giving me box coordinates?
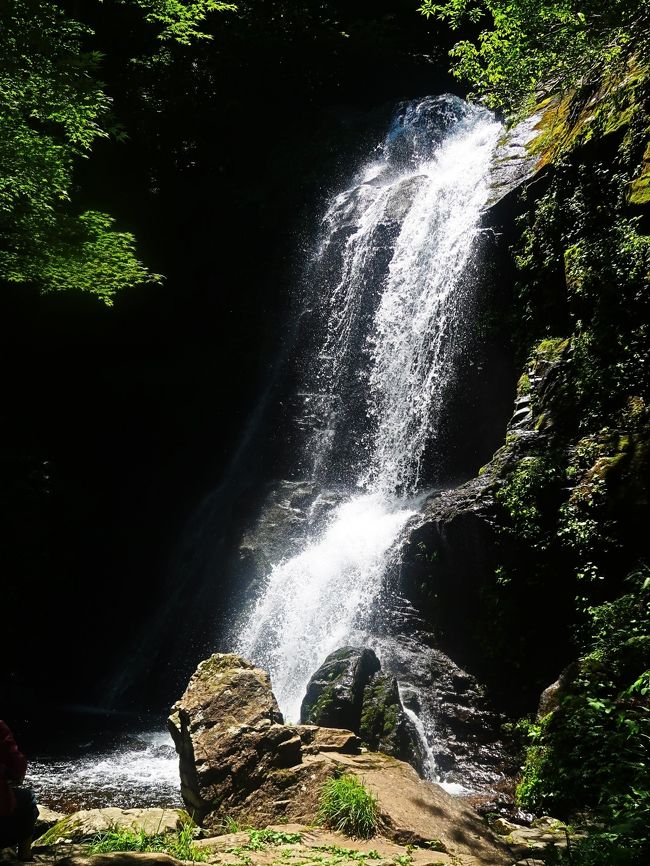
[0,720,27,783]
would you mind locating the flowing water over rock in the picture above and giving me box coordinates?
[30,727,181,812]
[235,96,503,777]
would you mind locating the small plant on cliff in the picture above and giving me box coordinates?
[317,774,379,839]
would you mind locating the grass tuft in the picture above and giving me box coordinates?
[89,821,206,861]
[317,774,379,839]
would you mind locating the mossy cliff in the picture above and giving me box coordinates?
[401,62,650,864]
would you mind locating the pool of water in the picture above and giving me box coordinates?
[28,726,182,813]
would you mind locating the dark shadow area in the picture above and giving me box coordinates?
[2,1,461,733]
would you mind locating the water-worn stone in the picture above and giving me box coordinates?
[167,653,361,829]
[300,647,381,729]
[35,809,189,844]
[294,725,361,754]
[54,855,184,866]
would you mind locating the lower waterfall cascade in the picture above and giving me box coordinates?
[235,95,503,782]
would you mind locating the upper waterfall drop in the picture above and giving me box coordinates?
[235,95,502,727]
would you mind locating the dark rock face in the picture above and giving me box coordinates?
[369,628,515,790]
[300,647,381,729]
[228,480,345,627]
[299,648,422,770]
[359,672,421,767]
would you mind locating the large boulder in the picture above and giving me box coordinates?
[300,647,381,729]
[168,653,511,866]
[167,653,359,825]
[35,809,190,845]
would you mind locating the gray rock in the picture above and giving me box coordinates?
[484,111,545,213]
[35,808,189,844]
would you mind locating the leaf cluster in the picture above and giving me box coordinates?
[0,0,234,303]
[516,567,650,864]
[418,0,650,115]
[89,821,206,861]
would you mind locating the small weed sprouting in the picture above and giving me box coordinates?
[314,845,381,861]
[246,830,303,849]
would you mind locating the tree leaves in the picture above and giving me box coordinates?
[0,0,233,303]
[419,0,650,115]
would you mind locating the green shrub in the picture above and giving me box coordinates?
[317,774,379,839]
[516,568,650,864]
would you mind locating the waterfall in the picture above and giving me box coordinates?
[236,96,502,730]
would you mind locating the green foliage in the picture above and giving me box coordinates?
[317,774,379,839]
[0,0,233,303]
[418,0,650,114]
[496,454,563,542]
[246,830,303,849]
[516,568,650,864]
[129,1,236,44]
[0,210,159,305]
[314,845,381,862]
[89,821,206,861]
[218,815,243,834]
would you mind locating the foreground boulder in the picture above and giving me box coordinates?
[169,653,510,866]
[35,809,190,845]
[167,653,360,825]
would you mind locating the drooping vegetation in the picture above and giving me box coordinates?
[0,0,234,304]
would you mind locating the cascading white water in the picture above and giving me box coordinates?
[236,96,502,730]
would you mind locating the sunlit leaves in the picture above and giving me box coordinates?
[0,0,233,303]
[127,1,237,44]
[419,0,650,114]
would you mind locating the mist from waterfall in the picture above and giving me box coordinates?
[236,96,502,730]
